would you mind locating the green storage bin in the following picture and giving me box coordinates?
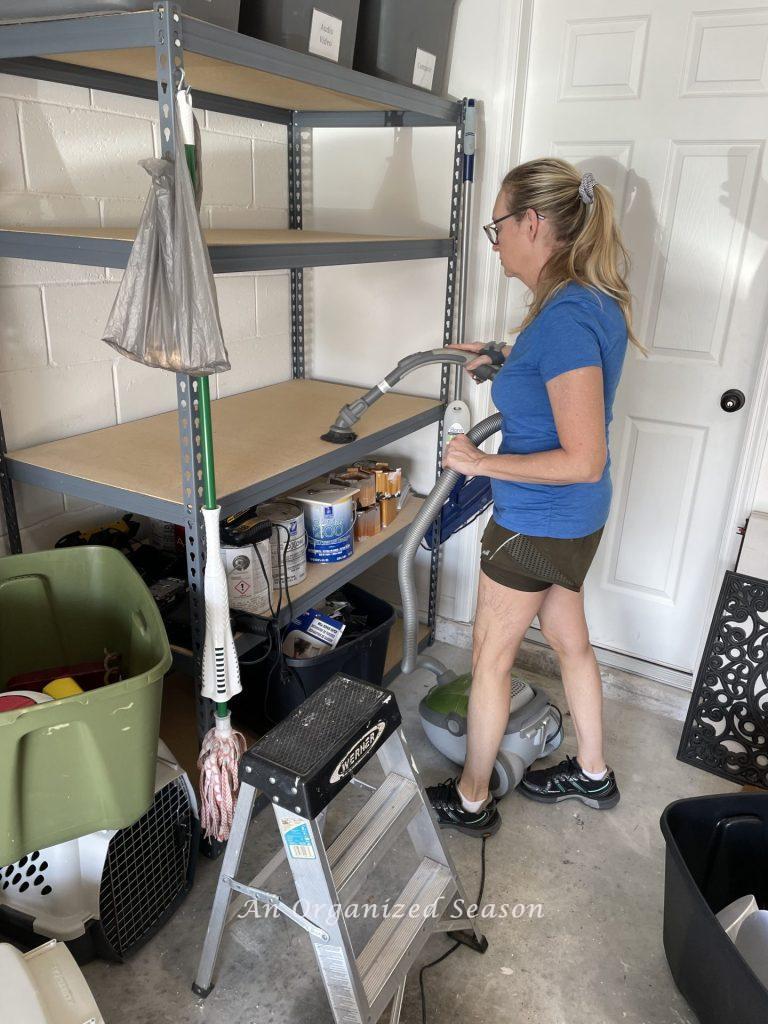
[0,546,172,865]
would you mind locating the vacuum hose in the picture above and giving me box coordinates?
[321,349,495,444]
[399,412,503,677]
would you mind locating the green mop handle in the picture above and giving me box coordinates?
[186,140,228,721]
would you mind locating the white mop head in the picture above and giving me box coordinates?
[198,713,246,841]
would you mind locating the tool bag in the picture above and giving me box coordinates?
[423,473,493,549]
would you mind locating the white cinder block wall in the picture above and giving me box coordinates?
[0,72,292,556]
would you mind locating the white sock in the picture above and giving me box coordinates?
[581,765,608,781]
[457,783,488,812]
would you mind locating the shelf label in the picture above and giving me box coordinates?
[413,48,437,91]
[309,9,343,63]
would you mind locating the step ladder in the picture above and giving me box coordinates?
[193,672,488,1023]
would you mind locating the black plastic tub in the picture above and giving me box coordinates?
[239,0,360,66]
[660,792,768,1024]
[232,583,396,730]
[354,0,458,95]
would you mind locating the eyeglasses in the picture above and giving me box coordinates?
[483,210,545,245]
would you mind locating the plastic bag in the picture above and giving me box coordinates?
[102,118,229,375]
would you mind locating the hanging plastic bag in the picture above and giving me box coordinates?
[102,117,230,375]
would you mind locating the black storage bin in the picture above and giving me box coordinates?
[354,0,458,95]
[239,0,360,66]
[0,1,241,29]
[232,583,396,730]
[660,792,768,1024]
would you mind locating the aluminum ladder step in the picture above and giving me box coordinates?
[358,857,456,1011]
[327,772,421,903]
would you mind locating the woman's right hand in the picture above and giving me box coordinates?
[446,343,494,380]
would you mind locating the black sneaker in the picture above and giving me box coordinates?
[519,755,620,809]
[425,777,501,837]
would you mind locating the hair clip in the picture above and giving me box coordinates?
[578,172,596,205]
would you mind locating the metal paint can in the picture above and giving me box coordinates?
[287,482,360,564]
[256,499,307,588]
[222,540,273,616]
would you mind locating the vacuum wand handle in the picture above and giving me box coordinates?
[321,348,498,444]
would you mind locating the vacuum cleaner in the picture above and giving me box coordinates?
[323,348,562,796]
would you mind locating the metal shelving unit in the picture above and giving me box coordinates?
[0,3,472,750]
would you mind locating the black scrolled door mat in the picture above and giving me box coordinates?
[678,570,768,788]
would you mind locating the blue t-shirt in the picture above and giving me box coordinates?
[489,282,628,539]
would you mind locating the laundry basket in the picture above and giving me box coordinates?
[0,546,171,865]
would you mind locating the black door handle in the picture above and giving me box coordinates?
[721,389,745,413]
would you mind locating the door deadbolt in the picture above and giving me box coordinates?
[720,389,745,413]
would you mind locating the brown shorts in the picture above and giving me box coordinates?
[480,518,604,593]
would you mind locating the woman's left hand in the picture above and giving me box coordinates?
[443,434,487,476]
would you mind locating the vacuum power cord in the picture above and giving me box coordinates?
[419,836,488,1024]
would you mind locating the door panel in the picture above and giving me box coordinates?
[518,0,768,671]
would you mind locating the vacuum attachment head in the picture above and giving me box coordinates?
[321,427,357,444]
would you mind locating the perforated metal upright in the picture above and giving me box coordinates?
[289,111,306,379]
[149,4,213,745]
[0,407,20,555]
[427,98,474,644]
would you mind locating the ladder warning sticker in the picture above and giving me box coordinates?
[280,818,316,859]
[316,945,363,1024]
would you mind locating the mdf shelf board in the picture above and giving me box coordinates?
[7,378,442,523]
[272,494,425,624]
[48,47,392,115]
[0,55,292,126]
[0,10,459,121]
[0,227,453,272]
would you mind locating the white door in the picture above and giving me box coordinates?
[513,0,768,674]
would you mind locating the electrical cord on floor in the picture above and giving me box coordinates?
[418,835,488,1024]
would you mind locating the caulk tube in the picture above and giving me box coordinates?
[201,505,242,701]
[399,413,502,678]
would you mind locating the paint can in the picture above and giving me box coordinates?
[257,499,307,588]
[222,540,273,616]
[288,481,360,563]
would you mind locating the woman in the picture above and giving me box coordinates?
[425,158,642,838]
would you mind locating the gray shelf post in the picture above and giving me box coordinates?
[289,111,306,379]
[427,98,472,643]
[0,407,21,554]
[152,1,213,744]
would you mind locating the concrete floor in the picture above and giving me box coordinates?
[83,642,739,1024]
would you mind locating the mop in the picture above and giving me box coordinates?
[175,85,246,842]
[102,81,244,842]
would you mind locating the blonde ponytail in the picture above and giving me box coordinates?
[501,158,645,353]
